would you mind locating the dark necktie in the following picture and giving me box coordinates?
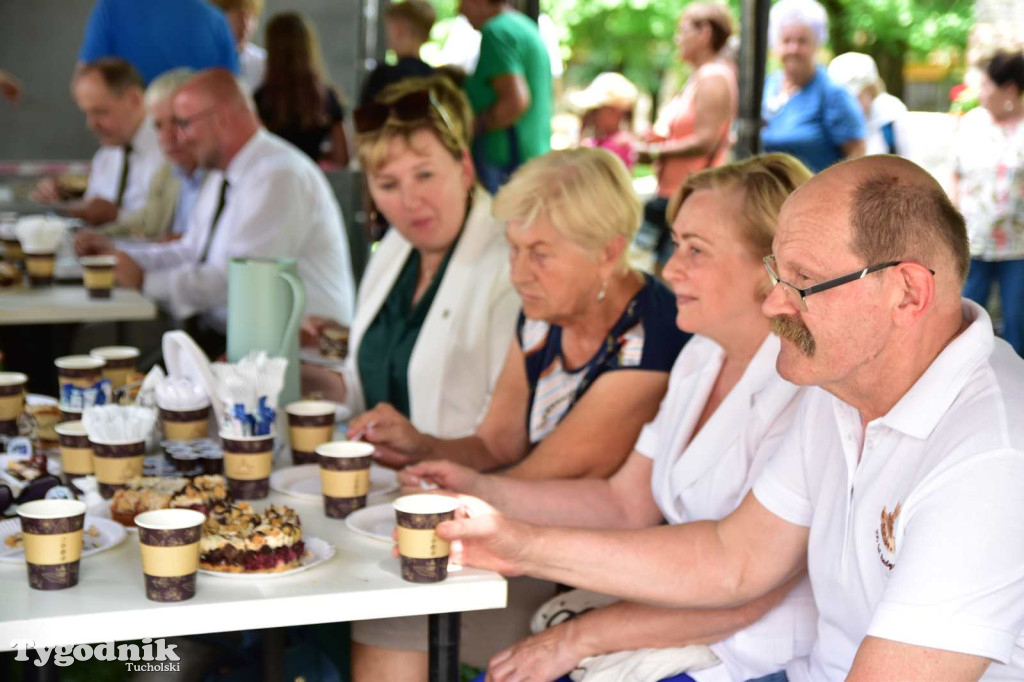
[114,144,133,207]
[200,177,230,264]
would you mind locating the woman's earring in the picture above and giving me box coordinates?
[1006,99,1015,112]
[596,282,607,302]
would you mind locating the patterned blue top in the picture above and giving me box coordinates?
[517,274,689,445]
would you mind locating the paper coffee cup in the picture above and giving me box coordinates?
[135,509,204,602]
[393,494,459,583]
[90,438,145,499]
[316,441,373,519]
[221,434,274,499]
[55,355,106,411]
[18,499,87,590]
[159,405,211,442]
[55,420,94,477]
[286,400,336,465]
[2,236,23,264]
[0,371,27,437]
[23,249,55,287]
[80,255,117,299]
[90,346,139,390]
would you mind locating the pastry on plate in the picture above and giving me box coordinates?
[199,502,305,573]
[109,474,230,526]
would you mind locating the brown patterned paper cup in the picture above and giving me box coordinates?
[89,346,139,389]
[0,372,27,436]
[18,499,87,590]
[134,509,204,602]
[393,494,459,583]
[79,255,117,299]
[221,434,274,499]
[315,441,373,519]
[286,400,336,465]
[90,438,146,499]
[2,236,23,265]
[54,420,94,477]
[159,405,211,442]
[59,407,82,423]
[55,355,105,404]
[23,249,55,287]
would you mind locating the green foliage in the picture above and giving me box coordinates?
[821,0,972,59]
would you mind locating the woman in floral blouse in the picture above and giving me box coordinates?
[955,50,1024,355]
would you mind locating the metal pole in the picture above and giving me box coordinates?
[428,612,461,682]
[735,0,772,159]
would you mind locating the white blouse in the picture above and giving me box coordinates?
[636,334,817,682]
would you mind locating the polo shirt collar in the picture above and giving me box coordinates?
[224,128,267,186]
[877,299,993,439]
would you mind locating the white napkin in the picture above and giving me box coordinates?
[15,215,66,253]
[82,405,156,443]
[155,376,210,411]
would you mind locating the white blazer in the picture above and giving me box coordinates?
[340,189,520,437]
[636,334,818,682]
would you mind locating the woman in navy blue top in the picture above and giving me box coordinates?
[348,147,689,482]
[760,0,865,173]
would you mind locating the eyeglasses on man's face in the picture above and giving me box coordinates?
[172,107,217,132]
[763,255,935,312]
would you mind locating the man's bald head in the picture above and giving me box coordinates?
[172,68,258,171]
[794,156,969,287]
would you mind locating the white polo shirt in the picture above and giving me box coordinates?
[636,334,817,682]
[753,300,1024,681]
[126,129,356,331]
[83,117,162,216]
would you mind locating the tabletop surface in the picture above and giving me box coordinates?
[0,486,508,650]
[0,285,157,326]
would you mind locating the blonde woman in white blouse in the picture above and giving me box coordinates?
[402,153,818,682]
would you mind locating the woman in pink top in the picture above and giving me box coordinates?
[640,3,738,262]
[572,71,640,171]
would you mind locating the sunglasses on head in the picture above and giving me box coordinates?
[353,90,457,139]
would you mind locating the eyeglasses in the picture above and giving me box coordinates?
[172,107,217,131]
[763,255,935,312]
[353,90,457,139]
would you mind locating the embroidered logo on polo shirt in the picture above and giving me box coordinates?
[875,502,901,570]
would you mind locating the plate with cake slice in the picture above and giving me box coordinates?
[197,501,335,579]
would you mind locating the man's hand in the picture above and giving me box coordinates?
[114,252,144,290]
[486,621,585,682]
[30,177,62,204]
[436,497,532,576]
[74,229,115,257]
[0,70,22,103]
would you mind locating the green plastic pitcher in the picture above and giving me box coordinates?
[227,257,305,409]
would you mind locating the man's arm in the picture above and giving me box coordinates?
[442,491,810,609]
[477,73,531,133]
[848,637,990,682]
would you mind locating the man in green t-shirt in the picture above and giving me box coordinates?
[460,0,552,193]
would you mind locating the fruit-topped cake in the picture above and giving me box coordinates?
[199,502,305,573]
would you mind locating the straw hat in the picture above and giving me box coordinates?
[828,52,881,95]
[569,72,639,112]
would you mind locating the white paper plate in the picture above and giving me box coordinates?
[197,536,334,579]
[270,464,398,503]
[26,394,58,407]
[0,515,127,563]
[344,502,395,543]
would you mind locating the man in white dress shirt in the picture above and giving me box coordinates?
[439,156,1024,681]
[32,58,162,225]
[78,68,355,352]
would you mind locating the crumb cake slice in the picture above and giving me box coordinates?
[199,502,305,573]
[109,475,230,526]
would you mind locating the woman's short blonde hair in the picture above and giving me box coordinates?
[356,74,473,173]
[667,153,812,259]
[493,148,642,270]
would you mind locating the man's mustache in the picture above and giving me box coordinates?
[771,315,816,357]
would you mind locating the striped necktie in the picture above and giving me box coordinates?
[114,144,132,207]
[199,178,229,264]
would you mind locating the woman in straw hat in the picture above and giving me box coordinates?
[571,71,640,170]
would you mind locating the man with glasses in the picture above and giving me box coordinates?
[438,155,1024,681]
[77,68,355,355]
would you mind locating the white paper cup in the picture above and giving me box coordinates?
[286,400,337,465]
[393,494,460,583]
[18,499,88,590]
[315,441,374,518]
[134,509,205,602]
[89,346,140,389]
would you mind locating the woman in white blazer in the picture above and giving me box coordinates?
[403,154,819,682]
[300,75,518,440]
